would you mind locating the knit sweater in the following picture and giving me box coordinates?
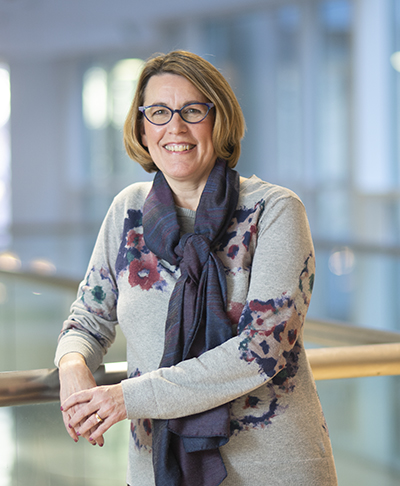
[55,175,337,486]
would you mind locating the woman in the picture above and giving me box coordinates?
[57,50,337,486]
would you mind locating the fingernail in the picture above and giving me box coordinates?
[68,424,72,429]
[76,432,81,437]
[99,443,104,447]
[60,406,64,411]
[74,438,78,443]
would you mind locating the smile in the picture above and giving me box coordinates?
[164,144,195,152]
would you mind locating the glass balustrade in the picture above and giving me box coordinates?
[1,270,400,485]
[0,270,129,485]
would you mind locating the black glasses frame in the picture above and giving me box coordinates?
[138,102,214,125]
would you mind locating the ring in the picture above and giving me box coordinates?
[95,412,104,424]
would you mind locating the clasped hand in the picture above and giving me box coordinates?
[59,353,127,447]
[61,383,127,447]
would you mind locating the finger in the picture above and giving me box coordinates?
[62,412,79,442]
[67,389,113,429]
[63,403,87,440]
[62,407,81,442]
[75,409,109,442]
[76,411,106,437]
[61,389,94,412]
[68,401,100,429]
[89,428,106,445]
[79,427,104,447]
[89,428,105,447]
[77,419,105,447]
[84,413,117,444]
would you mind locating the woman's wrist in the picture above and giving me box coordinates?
[59,352,87,370]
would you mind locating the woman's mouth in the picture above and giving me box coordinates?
[164,143,195,152]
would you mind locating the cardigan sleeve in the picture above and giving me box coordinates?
[121,191,315,420]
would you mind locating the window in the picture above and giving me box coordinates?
[0,63,10,250]
[82,57,151,216]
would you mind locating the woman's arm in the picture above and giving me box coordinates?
[56,190,134,443]
[59,353,103,444]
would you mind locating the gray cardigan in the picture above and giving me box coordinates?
[55,175,337,486]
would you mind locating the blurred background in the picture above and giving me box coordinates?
[1,0,400,484]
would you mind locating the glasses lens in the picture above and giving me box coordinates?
[144,106,172,125]
[180,104,210,123]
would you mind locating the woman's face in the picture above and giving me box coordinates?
[141,73,217,189]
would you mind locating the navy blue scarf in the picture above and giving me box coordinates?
[143,159,240,486]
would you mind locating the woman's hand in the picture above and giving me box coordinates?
[60,382,127,446]
[59,353,103,445]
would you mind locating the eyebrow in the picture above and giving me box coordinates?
[145,100,206,107]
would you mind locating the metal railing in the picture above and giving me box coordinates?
[1,319,400,408]
[307,342,400,380]
[305,319,400,379]
[0,268,80,291]
[0,362,128,407]
[2,268,400,407]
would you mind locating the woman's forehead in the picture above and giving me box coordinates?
[143,73,209,104]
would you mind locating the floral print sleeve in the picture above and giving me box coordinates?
[57,263,119,357]
[237,252,314,379]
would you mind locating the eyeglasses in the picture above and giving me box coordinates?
[138,102,214,126]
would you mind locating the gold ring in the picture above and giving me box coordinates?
[95,413,104,424]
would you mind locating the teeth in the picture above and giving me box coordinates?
[165,144,193,152]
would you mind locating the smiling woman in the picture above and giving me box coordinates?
[124,51,245,174]
[55,50,337,486]
[139,74,217,209]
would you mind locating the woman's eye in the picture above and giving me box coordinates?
[152,109,168,116]
[185,107,200,114]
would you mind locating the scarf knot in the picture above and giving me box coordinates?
[177,234,212,283]
[143,159,240,486]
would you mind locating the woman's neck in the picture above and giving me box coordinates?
[169,182,205,211]
[163,172,246,211]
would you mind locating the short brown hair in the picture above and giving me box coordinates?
[123,50,245,172]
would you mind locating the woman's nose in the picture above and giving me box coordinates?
[167,112,188,133]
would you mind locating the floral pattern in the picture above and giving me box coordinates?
[79,266,118,320]
[218,203,264,273]
[131,418,153,452]
[116,209,169,291]
[58,316,110,348]
[129,369,153,452]
[230,391,282,435]
[237,254,314,375]
[229,254,314,435]
[230,339,303,435]
[237,295,299,377]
